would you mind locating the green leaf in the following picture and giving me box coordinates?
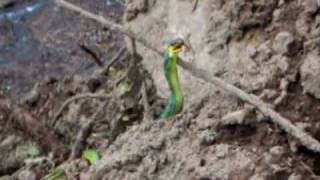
[17,145,40,157]
[81,149,100,165]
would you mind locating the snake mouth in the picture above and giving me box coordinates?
[167,38,186,54]
[171,40,185,53]
[172,44,183,52]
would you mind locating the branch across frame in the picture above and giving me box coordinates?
[54,0,320,153]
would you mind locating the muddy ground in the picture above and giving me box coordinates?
[1,0,320,180]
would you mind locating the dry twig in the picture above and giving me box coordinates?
[55,0,320,153]
[101,47,127,75]
[80,44,105,71]
[52,93,109,126]
[192,0,198,12]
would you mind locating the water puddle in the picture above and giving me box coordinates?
[0,0,50,64]
[0,0,124,98]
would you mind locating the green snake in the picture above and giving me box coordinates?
[159,38,185,118]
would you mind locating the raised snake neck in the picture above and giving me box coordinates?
[159,50,184,118]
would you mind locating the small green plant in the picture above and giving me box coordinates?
[81,148,100,165]
[16,145,40,158]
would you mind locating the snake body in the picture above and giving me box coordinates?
[159,47,184,118]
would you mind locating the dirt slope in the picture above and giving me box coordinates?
[2,0,320,179]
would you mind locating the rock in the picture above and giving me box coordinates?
[220,108,252,126]
[272,31,296,56]
[215,144,230,158]
[199,130,216,146]
[300,53,320,99]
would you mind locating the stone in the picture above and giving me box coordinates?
[272,31,295,56]
[199,130,216,146]
[220,108,252,126]
[215,144,230,158]
[300,53,320,99]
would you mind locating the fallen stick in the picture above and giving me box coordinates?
[52,93,109,126]
[101,46,127,75]
[54,0,320,152]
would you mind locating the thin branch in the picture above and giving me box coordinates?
[192,0,198,12]
[80,44,105,71]
[101,46,127,75]
[54,0,320,153]
[55,0,162,55]
[52,93,109,127]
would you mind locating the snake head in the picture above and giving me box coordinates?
[167,38,185,54]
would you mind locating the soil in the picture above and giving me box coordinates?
[1,0,320,180]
